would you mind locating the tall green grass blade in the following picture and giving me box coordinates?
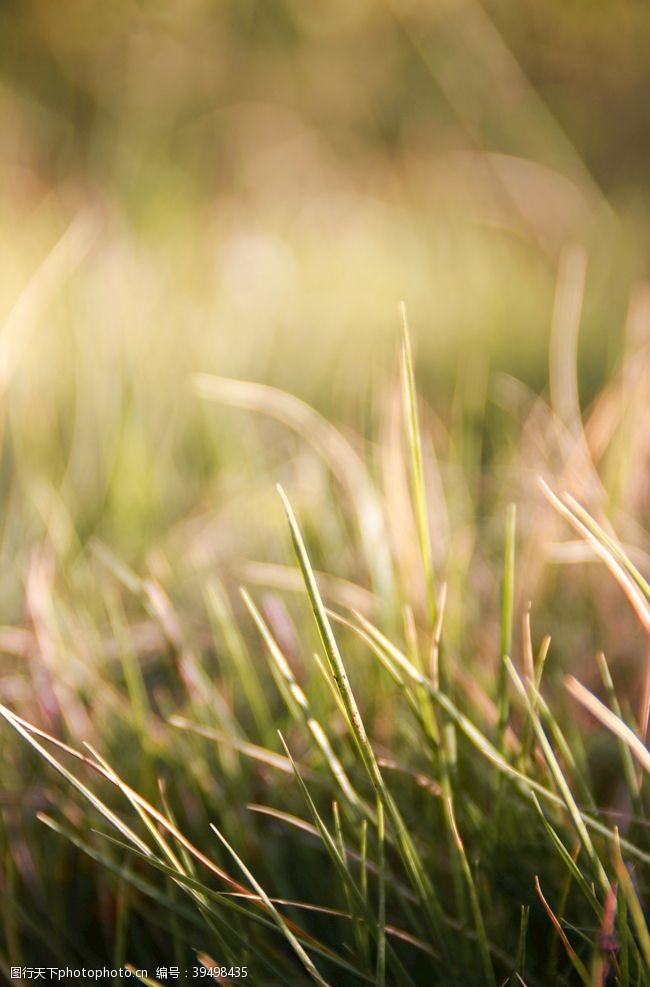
[400,302,436,623]
[515,904,529,981]
[595,652,643,814]
[332,803,360,959]
[242,588,365,813]
[498,503,516,748]
[520,633,551,767]
[277,738,416,987]
[531,795,601,916]
[505,659,610,896]
[277,736,379,928]
[210,822,331,987]
[533,690,596,810]
[359,818,370,963]
[612,829,650,970]
[376,798,386,987]
[430,581,447,690]
[277,486,452,962]
[446,797,497,987]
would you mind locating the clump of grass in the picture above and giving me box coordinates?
[0,302,648,987]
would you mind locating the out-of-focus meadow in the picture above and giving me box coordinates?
[1,0,648,667]
[1,0,649,551]
[1,3,649,984]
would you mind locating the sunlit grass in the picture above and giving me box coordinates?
[0,297,647,984]
[1,2,649,982]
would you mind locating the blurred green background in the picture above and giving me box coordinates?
[0,0,648,564]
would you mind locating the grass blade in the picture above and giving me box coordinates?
[210,823,331,987]
[242,588,365,813]
[565,674,650,775]
[400,302,436,623]
[277,486,452,961]
[446,796,497,987]
[376,798,386,987]
[611,828,650,970]
[505,659,611,896]
[498,503,517,748]
[534,876,591,987]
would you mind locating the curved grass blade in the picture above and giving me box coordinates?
[534,876,591,987]
[446,796,497,987]
[242,588,366,814]
[565,674,650,775]
[210,823,331,987]
[505,659,610,896]
[399,302,436,623]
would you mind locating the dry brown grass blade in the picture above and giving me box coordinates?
[534,876,590,986]
[565,676,650,774]
[540,479,650,636]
